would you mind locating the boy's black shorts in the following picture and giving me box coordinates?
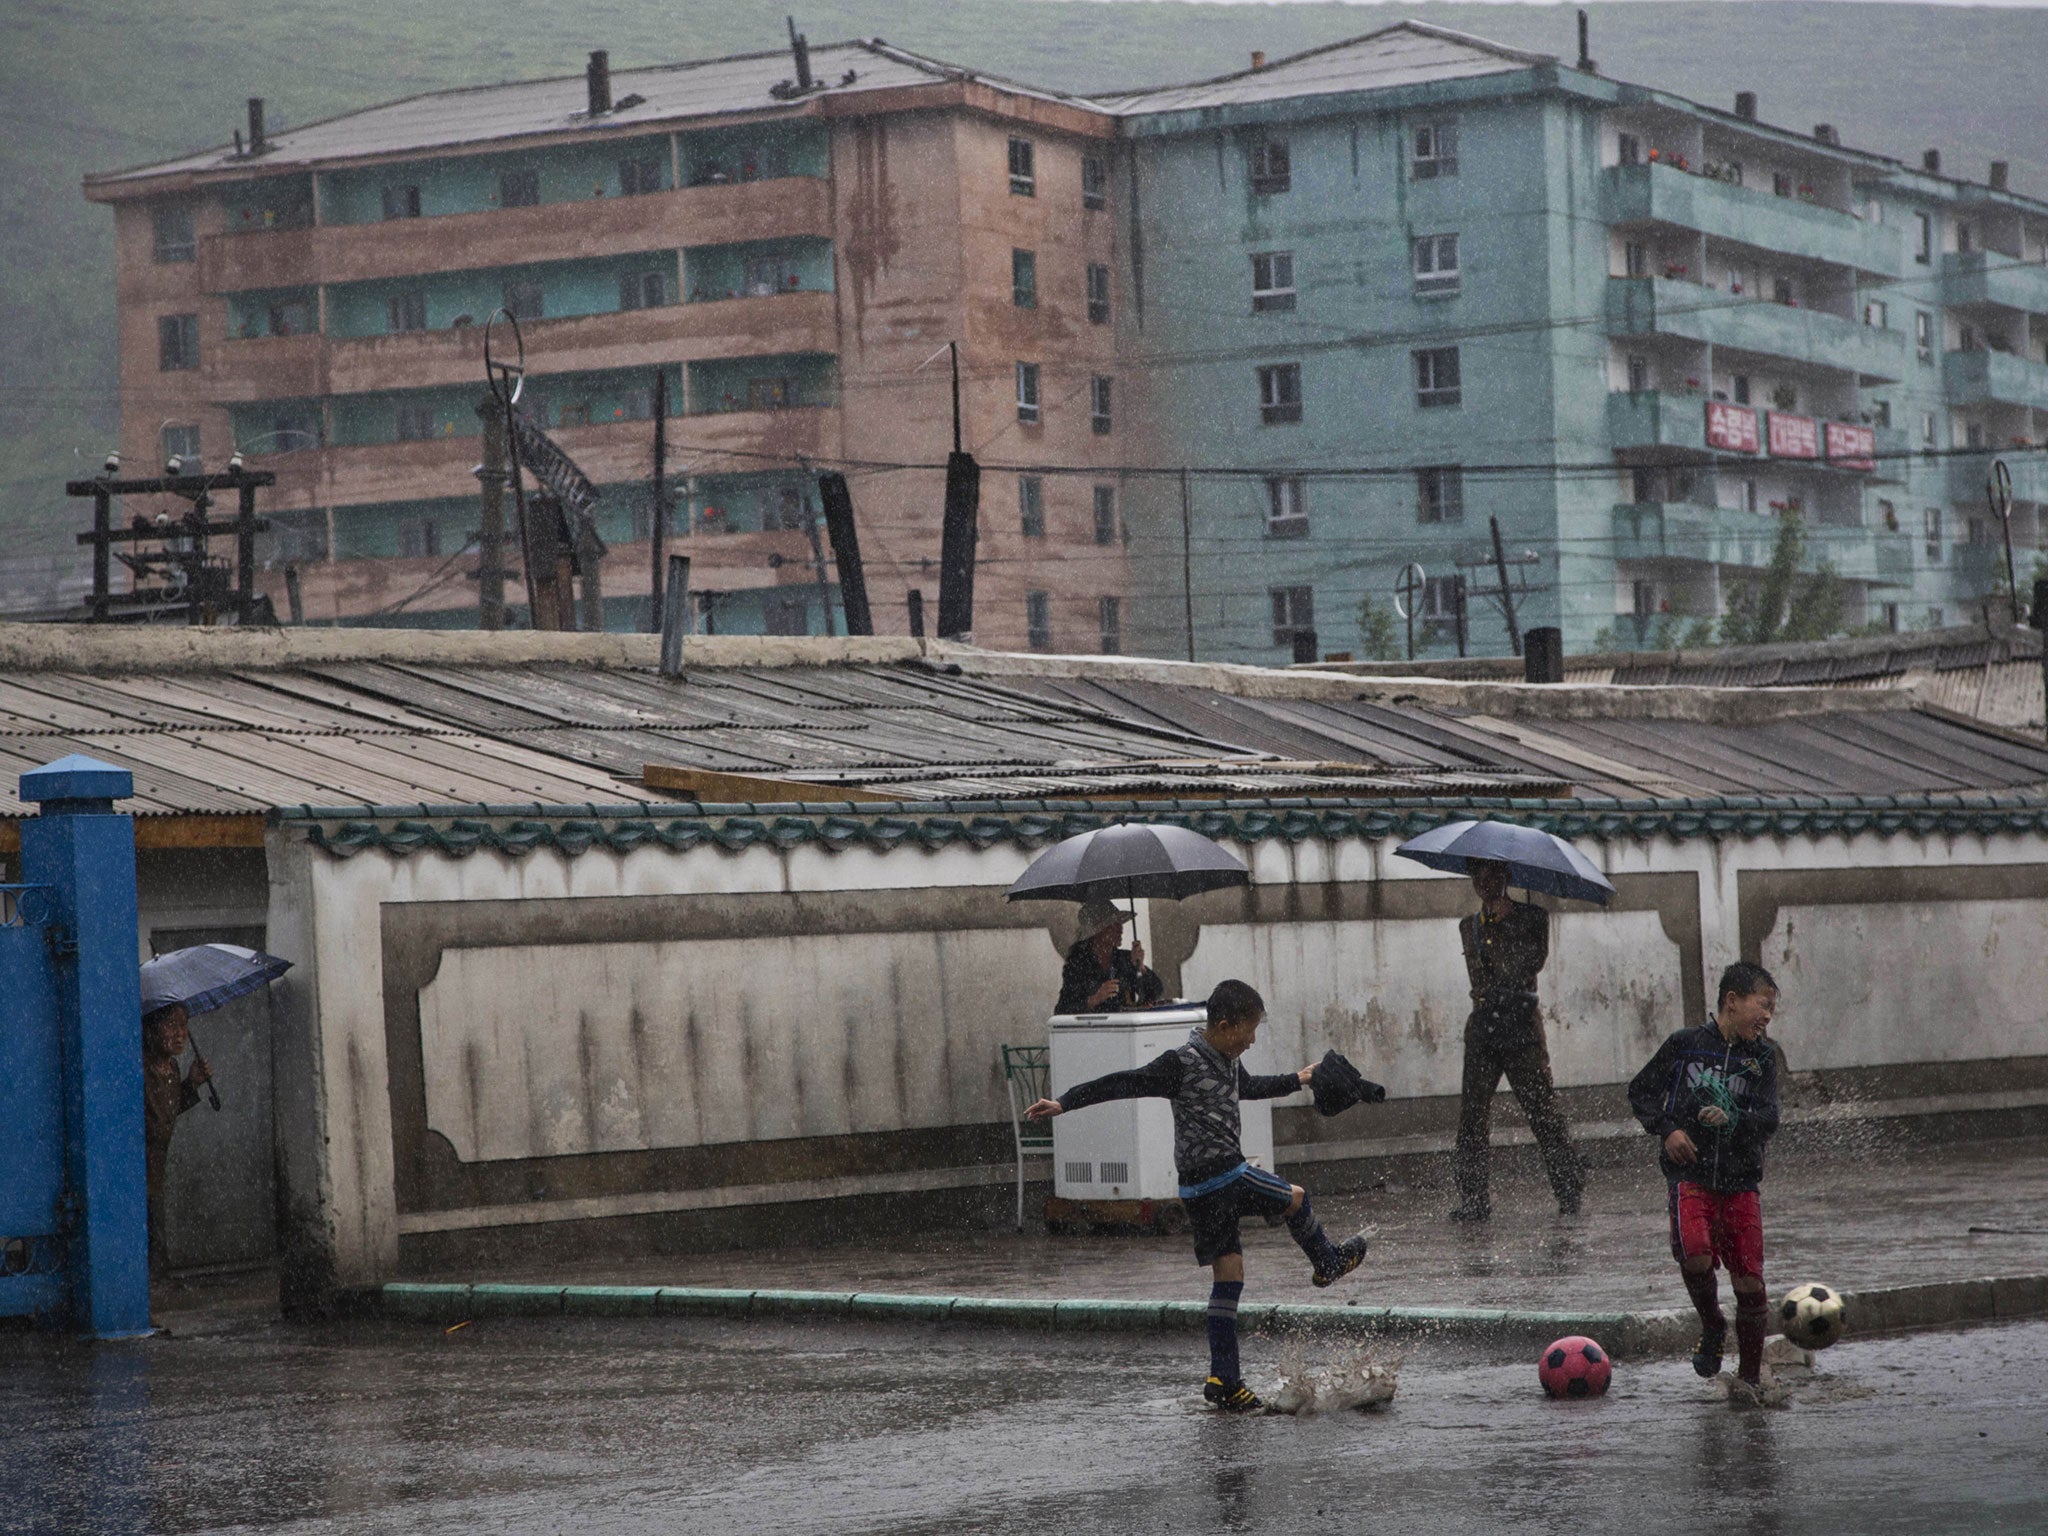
[1184,1164,1298,1267]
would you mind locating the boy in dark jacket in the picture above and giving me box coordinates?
[1628,961,1781,1392]
[1026,979,1368,1412]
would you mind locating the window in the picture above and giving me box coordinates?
[1924,507,1942,559]
[1873,400,1891,429]
[1424,575,1460,623]
[1881,602,1900,634]
[618,386,655,422]
[1008,137,1035,196]
[152,204,195,263]
[1957,222,1974,255]
[763,486,808,531]
[1413,233,1460,295]
[1623,241,1649,279]
[503,281,544,321]
[161,424,201,471]
[1617,133,1641,166]
[1266,476,1308,538]
[1742,479,1759,514]
[1251,252,1296,313]
[266,299,313,337]
[395,402,437,441]
[1417,466,1464,524]
[157,313,198,371]
[619,270,665,311]
[746,377,793,411]
[1915,311,1933,361]
[387,291,427,333]
[1270,585,1315,651]
[1016,362,1041,424]
[1772,170,1793,199]
[398,517,442,558]
[1626,354,1649,393]
[1920,410,1937,447]
[1258,363,1302,424]
[1249,139,1291,195]
[765,596,810,636]
[1089,376,1113,434]
[1414,347,1461,408]
[1081,154,1108,211]
[1086,263,1111,325]
[1098,595,1121,655]
[1019,476,1045,538]
[1772,276,1794,306]
[1914,211,1932,264]
[1864,300,1888,329]
[1412,121,1458,180]
[381,185,421,220]
[1012,248,1037,308]
[1878,499,1898,531]
[1958,323,1979,354]
[1966,419,1986,450]
[745,255,792,295]
[1927,606,1946,629]
[1026,590,1052,651]
[619,156,664,196]
[1631,579,1658,624]
[1092,485,1118,546]
[1733,374,1751,405]
[499,169,541,208]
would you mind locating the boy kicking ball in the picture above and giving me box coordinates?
[1628,961,1782,1401]
[1026,979,1368,1413]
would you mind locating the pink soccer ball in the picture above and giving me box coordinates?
[1538,1335,1613,1399]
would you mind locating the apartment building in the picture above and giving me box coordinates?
[1103,25,2048,659]
[86,24,2048,654]
[85,43,1128,647]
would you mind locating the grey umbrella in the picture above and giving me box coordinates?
[1005,822,1249,905]
[139,944,293,1112]
[1392,819,1615,905]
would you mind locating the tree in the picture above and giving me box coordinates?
[1356,595,1400,661]
[1716,513,1850,646]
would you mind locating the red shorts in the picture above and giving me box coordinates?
[1668,1183,1764,1279]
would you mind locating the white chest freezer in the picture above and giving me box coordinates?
[1047,1005,1285,1202]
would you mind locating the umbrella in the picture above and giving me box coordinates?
[1392,820,1615,906]
[139,944,293,1112]
[1005,822,1249,905]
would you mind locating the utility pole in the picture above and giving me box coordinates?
[949,341,962,455]
[648,369,669,634]
[1452,572,1469,658]
[474,399,508,632]
[801,477,837,637]
[1179,469,1195,661]
[1490,515,1524,657]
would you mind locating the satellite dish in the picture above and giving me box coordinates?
[1393,562,1428,621]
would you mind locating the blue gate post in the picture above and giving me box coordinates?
[19,754,151,1337]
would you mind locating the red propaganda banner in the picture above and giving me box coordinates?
[1704,402,1760,454]
[1825,421,1876,471]
[1767,412,1820,460]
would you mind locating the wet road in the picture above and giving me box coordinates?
[5,1315,2046,1535]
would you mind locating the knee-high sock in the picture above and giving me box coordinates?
[1207,1281,1244,1382]
[1285,1195,1343,1271]
[1682,1266,1725,1332]
[1735,1291,1769,1384]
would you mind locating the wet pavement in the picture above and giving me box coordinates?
[475,1134,2048,1317]
[6,1310,2046,1535]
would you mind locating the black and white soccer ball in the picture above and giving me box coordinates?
[1779,1282,1846,1350]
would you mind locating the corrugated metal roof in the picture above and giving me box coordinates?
[1094,24,1541,116]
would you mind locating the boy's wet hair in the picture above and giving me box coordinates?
[1207,979,1264,1026]
[1716,960,1778,1009]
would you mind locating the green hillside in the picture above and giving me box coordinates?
[5,0,2044,559]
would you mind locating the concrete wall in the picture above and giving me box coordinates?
[265,811,2048,1296]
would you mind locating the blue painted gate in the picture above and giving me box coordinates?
[0,890,64,1316]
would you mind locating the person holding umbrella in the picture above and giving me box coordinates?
[1056,898,1165,1014]
[1394,821,1612,1223]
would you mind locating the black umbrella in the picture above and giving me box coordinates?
[1005,822,1249,905]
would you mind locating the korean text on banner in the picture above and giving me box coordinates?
[1705,402,1761,454]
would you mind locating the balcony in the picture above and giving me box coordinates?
[1827,530,1915,586]
[198,178,835,293]
[254,408,842,513]
[1941,251,2048,317]
[1949,453,2048,507]
[1611,501,1783,570]
[1603,162,1902,275]
[322,292,839,395]
[1606,391,1708,455]
[1607,277,1902,382]
[1943,348,2048,412]
[201,332,326,404]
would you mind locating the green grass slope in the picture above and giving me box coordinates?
[4,0,2042,558]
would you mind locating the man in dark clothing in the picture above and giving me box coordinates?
[1449,858,1583,1221]
[142,1002,210,1277]
[1055,897,1165,1014]
[1629,960,1781,1392]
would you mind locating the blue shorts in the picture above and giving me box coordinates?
[1184,1164,1296,1267]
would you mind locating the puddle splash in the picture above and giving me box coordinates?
[1266,1341,1402,1416]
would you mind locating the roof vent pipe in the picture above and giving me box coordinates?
[1814,124,1838,146]
[787,16,813,93]
[587,50,611,115]
[1734,91,1757,122]
[1990,160,2010,191]
[247,98,267,154]
[1250,50,1266,70]
[1524,627,1565,684]
[1924,148,1942,174]
[1576,10,1596,74]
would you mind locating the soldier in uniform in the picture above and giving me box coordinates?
[1449,858,1583,1220]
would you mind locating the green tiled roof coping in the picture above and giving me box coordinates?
[272,792,2048,860]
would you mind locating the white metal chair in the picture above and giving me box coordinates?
[1001,1044,1053,1232]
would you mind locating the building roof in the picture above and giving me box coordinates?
[1092,23,1543,116]
[0,628,2042,830]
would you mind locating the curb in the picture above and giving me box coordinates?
[365,1273,2048,1355]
